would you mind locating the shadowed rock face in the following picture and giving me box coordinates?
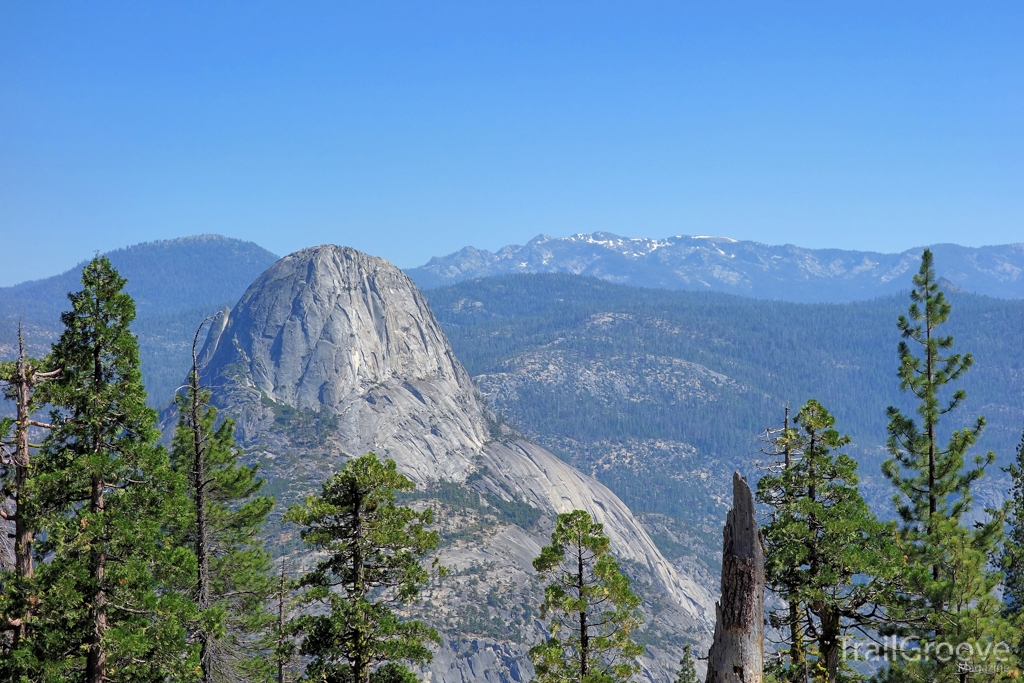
[198,245,715,683]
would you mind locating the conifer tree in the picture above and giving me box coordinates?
[270,564,298,683]
[880,249,1011,682]
[757,405,808,683]
[1003,428,1024,662]
[170,320,276,683]
[530,509,644,683]
[31,256,194,683]
[0,327,57,677]
[285,453,441,683]
[674,644,699,683]
[758,400,900,683]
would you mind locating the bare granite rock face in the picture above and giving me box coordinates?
[198,245,715,683]
[201,246,489,483]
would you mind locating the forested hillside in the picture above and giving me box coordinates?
[0,235,279,406]
[424,273,1024,549]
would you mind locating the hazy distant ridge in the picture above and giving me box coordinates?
[0,234,280,322]
[407,232,1024,302]
[0,235,280,408]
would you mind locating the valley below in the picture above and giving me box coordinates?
[2,236,1023,683]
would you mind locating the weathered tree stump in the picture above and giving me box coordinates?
[705,472,765,683]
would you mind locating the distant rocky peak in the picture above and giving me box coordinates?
[200,245,491,481]
[204,245,475,412]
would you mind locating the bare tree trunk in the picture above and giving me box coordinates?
[705,472,765,683]
[189,322,213,682]
[278,564,287,683]
[2,327,56,644]
[10,333,34,645]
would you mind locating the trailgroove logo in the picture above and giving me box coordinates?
[841,636,1013,669]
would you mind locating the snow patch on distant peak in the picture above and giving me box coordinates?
[691,235,738,242]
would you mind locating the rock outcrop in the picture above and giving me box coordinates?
[198,245,715,682]
[705,473,764,683]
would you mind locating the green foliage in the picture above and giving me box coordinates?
[171,377,276,682]
[674,644,699,683]
[1002,428,1024,661]
[261,392,340,447]
[286,453,442,683]
[879,250,1012,683]
[757,400,900,683]
[530,509,644,683]
[484,490,542,528]
[400,468,541,531]
[28,256,195,682]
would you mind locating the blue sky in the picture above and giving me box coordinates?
[1,2,1022,285]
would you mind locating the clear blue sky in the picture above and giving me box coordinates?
[2,2,1022,285]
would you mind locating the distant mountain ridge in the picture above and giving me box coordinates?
[0,235,280,407]
[406,232,1024,302]
[0,234,279,322]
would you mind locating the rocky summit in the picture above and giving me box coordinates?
[196,245,715,683]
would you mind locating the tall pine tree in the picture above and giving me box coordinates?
[757,400,900,683]
[758,405,808,683]
[674,644,699,683]
[0,327,57,679]
[880,249,1011,682]
[285,453,441,683]
[32,256,194,683]
[530,509,644,683]
[170,320,276,683]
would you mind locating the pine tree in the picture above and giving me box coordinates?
[757,405,808,683]
[757,400,900,683]
[31,256,194,683]
[530,509,644,683]
[1003,428,1024,663]
[270,563,298,683]
[880,249,1012,682]
[170,320,276,683]
[285,453,441,683]
[674,644,699,683]
[0,327,57,678]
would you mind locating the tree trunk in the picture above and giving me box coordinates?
[87,472,107,683]
[787,599,805,683]
[352,486,369,683]
[814,603,840,683]
[190,318,215,681]
[705,473,765,683]
[10,334,37,645]
[87,342,107,683]
[578,543,588,682]
[278,564,287,683]
[192,370,212,681]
